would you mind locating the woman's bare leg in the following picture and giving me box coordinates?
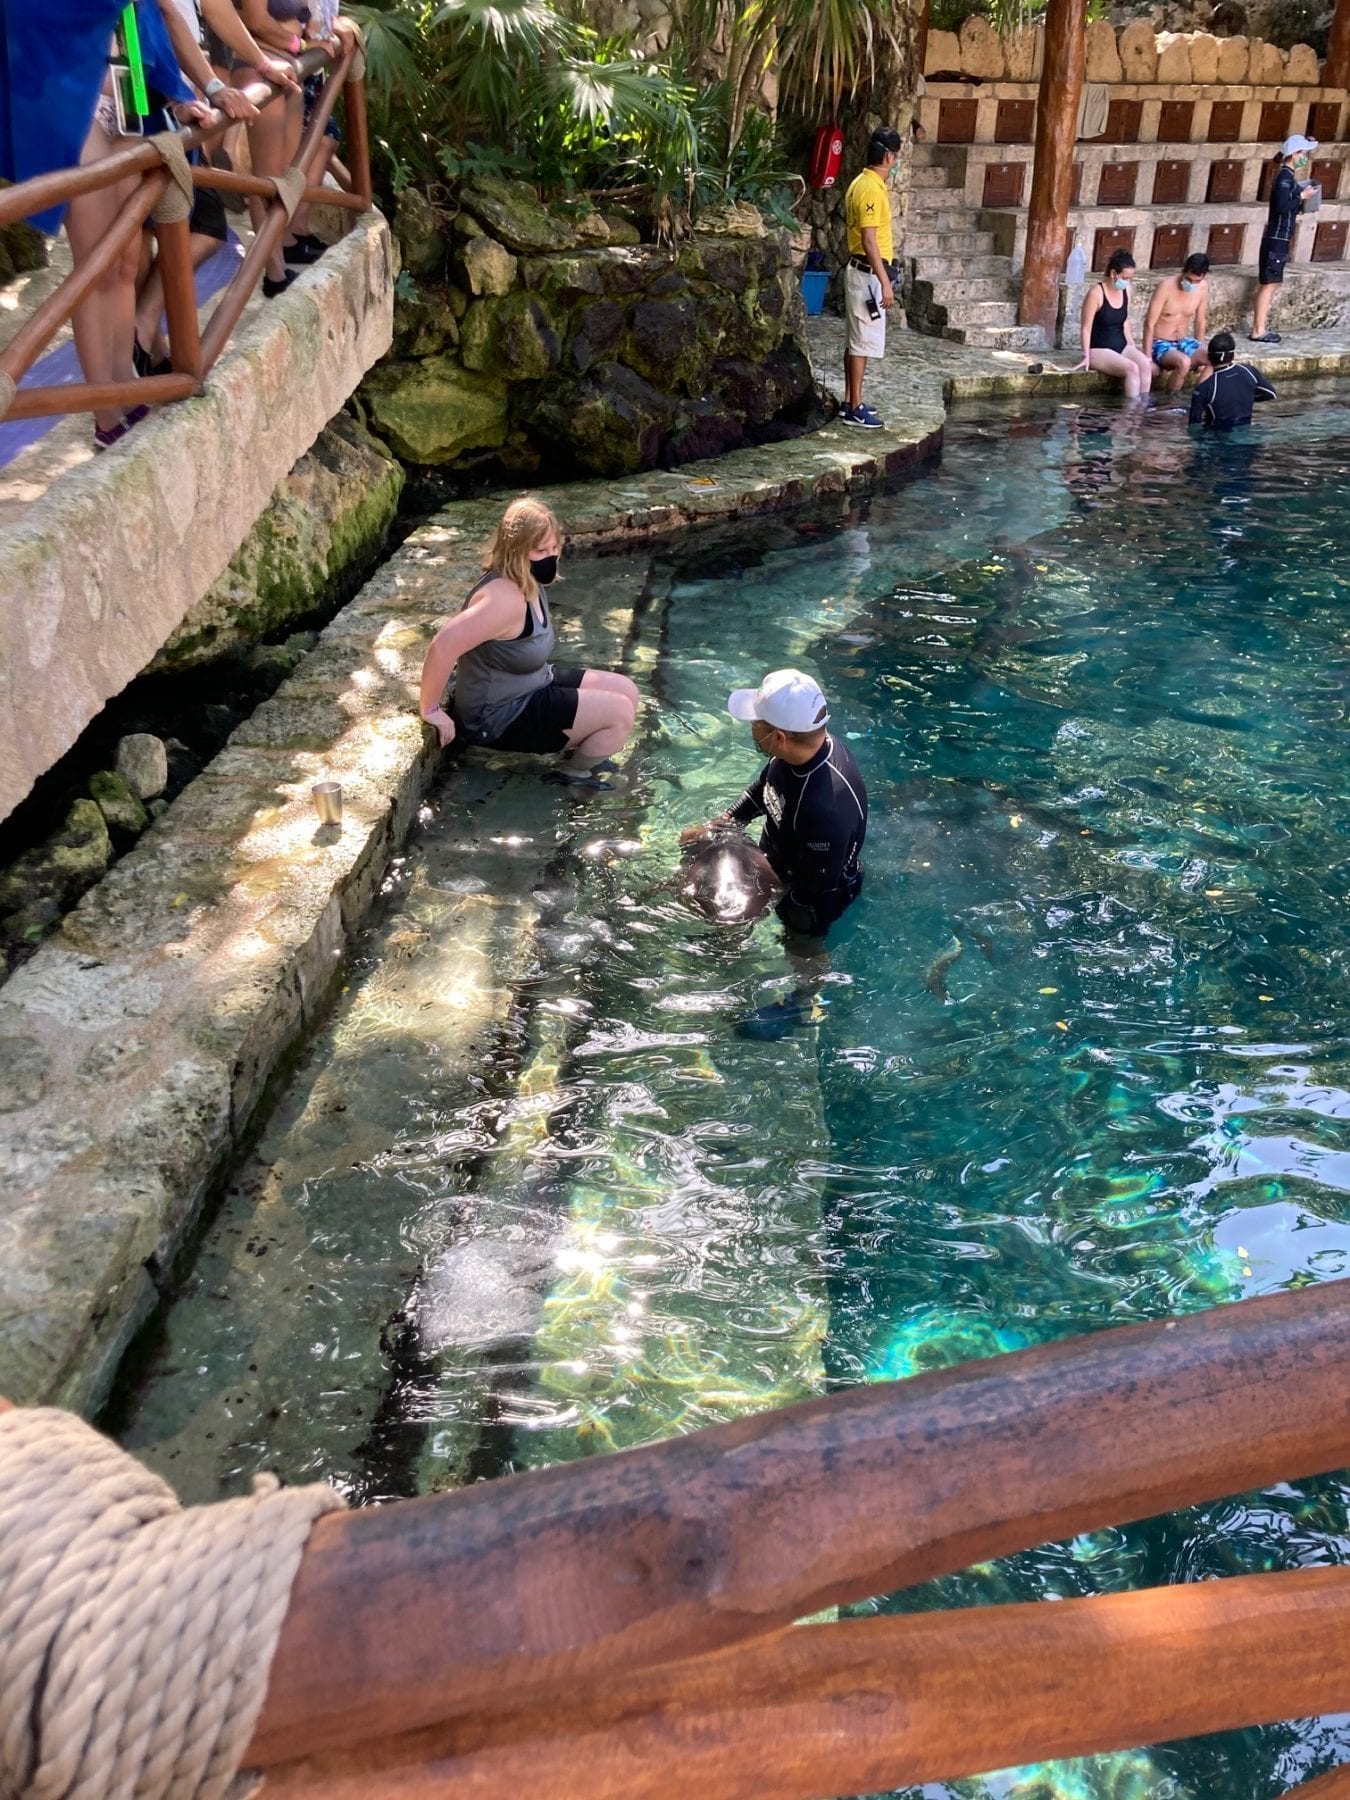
[1087,346,1143,399]
[66,117,142,432]
[564,682,637,761]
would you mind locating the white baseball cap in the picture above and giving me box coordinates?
[727,668,830,733]
[1282,134,1318,155]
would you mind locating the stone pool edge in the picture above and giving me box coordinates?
[8,334,1350,1415]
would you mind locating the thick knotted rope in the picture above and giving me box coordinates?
[0,372,15,422]
[270,166,307,223]
[345,23,366,84]
[148,134,196,226]
[0,1408,346,1800]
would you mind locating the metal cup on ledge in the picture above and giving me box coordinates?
[311,781,343,827]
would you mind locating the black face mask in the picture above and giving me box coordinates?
[530,554,559,587]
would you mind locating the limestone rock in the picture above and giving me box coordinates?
[566,298,626,373]
[696,199,770,238]
[1286,42,1320,81]
[89,771,149,838]
[1085,20,1123,81]
[0,1035,50,1112]
[392,289,461,358]
[0,206,45,283]
[624,297,702,391]
[574,212,611,245]
[1217,35,1249,80]
[662,400,746,467]
[459,175,577,253]
[363,356,509,464]
[1155,32,1194,81]
[394,188,448,276]
[461,234,517,297]
[528,361,672,475]
[959,15,1005,78]
[115,734,168,800]
[519,252,607,305]
[1004,26,1043,80]
[1250,39,1285,82]
[925,27,961,73]
[1118,20,1158,80]
[459,293,560,381]
[600,213,642,247]
[1185,31,1220,81]
[154,414,405,668]
[0,800,111,948]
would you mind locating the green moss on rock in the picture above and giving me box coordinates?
[459,293,560,381]
[459,176,578,254]
[88,771,149,837]
[364,355,509,464]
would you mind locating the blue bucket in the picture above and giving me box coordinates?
[801,269,829,316]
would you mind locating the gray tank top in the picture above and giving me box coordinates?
[450,571,555,742]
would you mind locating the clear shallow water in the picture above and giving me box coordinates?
[111,390,1350,1798]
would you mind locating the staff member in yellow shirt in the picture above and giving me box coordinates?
[841,127,902,428]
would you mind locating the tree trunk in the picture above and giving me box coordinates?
[1327,0,1350,91]
[1018,0,1085,340]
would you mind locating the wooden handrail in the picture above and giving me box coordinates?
[0,43,372,426]
[247,1280,1350,1765]
[255,1568,1350,1798]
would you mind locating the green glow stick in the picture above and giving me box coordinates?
[120,5,150,118]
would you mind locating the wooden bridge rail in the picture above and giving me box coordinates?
[244,1280,1350,1795]
[0,43,371,425]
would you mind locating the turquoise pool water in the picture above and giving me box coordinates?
[113,391,1350,1798]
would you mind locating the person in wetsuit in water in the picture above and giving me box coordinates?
[682,669,868,939]
[1075,248,1154,399]
[1188,331,1277,429]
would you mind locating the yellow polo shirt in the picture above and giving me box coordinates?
[845,167,893,261]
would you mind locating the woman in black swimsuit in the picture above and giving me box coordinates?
[418,497,639,775]
[1075,249,1154,399]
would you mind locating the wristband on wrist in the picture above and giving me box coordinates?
[204,77,227,98]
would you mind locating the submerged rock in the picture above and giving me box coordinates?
[0,799,111,955]
[115,733,168,800]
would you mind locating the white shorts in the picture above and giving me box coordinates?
[845,263,887,358]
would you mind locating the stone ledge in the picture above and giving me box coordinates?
[0,210,396,824]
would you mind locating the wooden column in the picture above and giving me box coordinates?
[1327,0,1350,93]
[1018,0,1086,339]
[916,0,931,86]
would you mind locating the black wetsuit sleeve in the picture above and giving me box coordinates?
[1249,364,1276,401]
[726,766,768,826]
[1188,380,1210,425]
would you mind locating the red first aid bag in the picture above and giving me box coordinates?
[809,124,844,189]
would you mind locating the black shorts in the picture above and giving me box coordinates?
[472,667,585,754]
[190,183,228,244]
[1259,238,1290,285]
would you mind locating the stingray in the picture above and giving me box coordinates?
[673,829,784,925]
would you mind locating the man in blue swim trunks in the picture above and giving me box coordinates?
[1143,253,1211,394]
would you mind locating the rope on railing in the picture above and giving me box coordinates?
[148,133,196,226]
[0,1408,345,1800]
[0,373,15,422]
[270,166,308,223]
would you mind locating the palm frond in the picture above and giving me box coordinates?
[343,2,428,108]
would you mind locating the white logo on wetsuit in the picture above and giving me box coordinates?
[765,786,785,825]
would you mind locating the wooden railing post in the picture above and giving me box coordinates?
[1018,0,1085,340]
[343,70,373,211]
[154,214,203,383]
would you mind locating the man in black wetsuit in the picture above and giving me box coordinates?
[684,668,868,939]
[1189,331,1277,428]
[1250,134,1319,344]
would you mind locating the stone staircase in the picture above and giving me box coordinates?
[904,144,1048,351]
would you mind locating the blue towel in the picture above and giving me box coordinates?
[0,0,189,233]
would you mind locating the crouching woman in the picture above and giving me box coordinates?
[419,498,638,775]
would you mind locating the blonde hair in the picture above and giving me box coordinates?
[481,496,562,602]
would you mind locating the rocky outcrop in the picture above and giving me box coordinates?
[0,208,45,282]
[362,182,814,479]
[152,412,405,669]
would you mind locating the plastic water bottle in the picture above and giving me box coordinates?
[1065,238,1086,284]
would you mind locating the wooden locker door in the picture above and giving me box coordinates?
[1308,102,1341,143]
[1157,102,1194,143]
[1104,99,1143,142]
[1208,101,1244,143]
[1150,224,1191,268]
[938,99,978,143]
[1093,226,1136,270]
[1206,223,1244,264]
[982,161,1025,207]
[1098,161,1139,205]
[995,100,1035,143]
[1152,159,1190,204]
[1206,160,1244,204]
[1259,102,1293,142]
[1313,220,1349,261]
[1258,158,1279,202]
[1311,159,1342,201]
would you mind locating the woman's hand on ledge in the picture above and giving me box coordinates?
[422,707,455,749]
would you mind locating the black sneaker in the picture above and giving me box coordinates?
[1248,331,1282,344]
[283,234,327,265]
[263,269,298,299]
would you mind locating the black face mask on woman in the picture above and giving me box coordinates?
[530,554,559,586]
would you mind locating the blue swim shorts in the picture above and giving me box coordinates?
[1151,337,1201,365]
